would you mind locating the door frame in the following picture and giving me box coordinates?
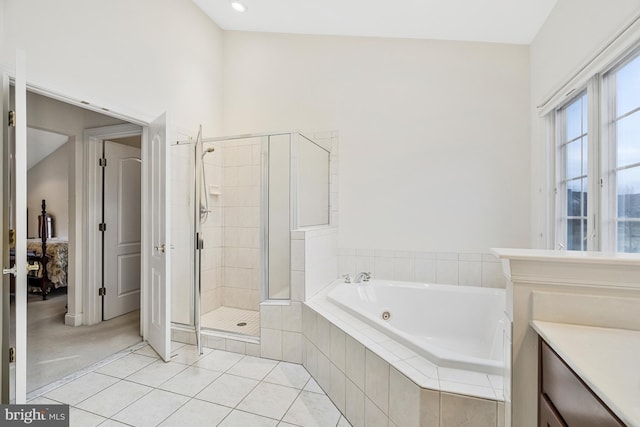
[84,124,142,326]
[22,83,166,342]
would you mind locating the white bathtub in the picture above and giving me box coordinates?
[327,279,505,375]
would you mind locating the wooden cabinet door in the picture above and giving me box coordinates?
[540,395,567,427]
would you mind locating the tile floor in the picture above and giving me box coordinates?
[29,341,350,427]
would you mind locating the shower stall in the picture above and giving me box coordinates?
[170,131,331,348]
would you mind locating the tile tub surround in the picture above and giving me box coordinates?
[338,249,505,288]
[304,284,505,427]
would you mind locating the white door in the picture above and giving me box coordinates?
[103,141,141,320]
[145,113,171,361]
[0,70,8,404]
[1,51,27,403]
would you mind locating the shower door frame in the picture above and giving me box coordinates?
[185,131,331,343]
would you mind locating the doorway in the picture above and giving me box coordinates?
[3,54,173,404]
[14,91,143,396]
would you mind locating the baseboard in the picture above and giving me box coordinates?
[64,312,83,326]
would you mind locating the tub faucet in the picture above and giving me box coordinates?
[354,272,371,283]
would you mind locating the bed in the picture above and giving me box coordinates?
[26,200,68,299]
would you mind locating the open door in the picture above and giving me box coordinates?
[145,113,171,361]
[1,50,27,403]
[0,65,11,404]
[103,141,142,320]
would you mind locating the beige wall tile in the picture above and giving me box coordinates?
[282,331,302,364]
[345,335,365,390]
[260,328,282,360]
[345,379,365,427]
[260,304,282,330]
[365,397,389,427]
[420,388,440,427]
[330,324,346,372]
[316,314,331,356]
[440,393,497,427]
[389,367,420,427]
[330,363,346,414]
[317,351,331,392]
[365,349,389,414]
[282,302,302,333]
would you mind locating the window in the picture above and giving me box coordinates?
[606,55,640,252]
[553,50,640,253]
[556,93,589,250]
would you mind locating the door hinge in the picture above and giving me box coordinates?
[98,287,106,297]
[99,158,107,167]
[9,347,15,363]
[99,223,107,232]
[8,229,15,248]
[600,178,604,188]
[8,111,15,127]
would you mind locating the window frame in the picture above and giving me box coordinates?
[601,50,640,252]
[554,89,599,251]
[551,47,640,253]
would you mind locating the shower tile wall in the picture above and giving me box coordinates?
[200,145,223,314]
[221,140,261,311]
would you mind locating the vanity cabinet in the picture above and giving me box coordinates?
[538,338,625,427]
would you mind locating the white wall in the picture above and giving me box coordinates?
[222,32,531,253]
[1,0,223,133]
[3,0,224,325]
[27,142,69,239]
[529,0,640,248]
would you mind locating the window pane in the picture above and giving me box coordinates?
[582,178,588,216]
[559,93,588,252]
[616,111,640,168]
[617,166,640,218]
[567,218,586,250]
[617,221,640,253]
[616,55,640,117]
[566,140,582,179]
[566,99,583,141]
[567,179,585,216]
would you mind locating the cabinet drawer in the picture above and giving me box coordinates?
[540,340,624,427]
[540,395,567,427]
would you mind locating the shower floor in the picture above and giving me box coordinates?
[201,306,260,336]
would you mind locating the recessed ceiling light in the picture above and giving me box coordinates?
[230,1,248,13]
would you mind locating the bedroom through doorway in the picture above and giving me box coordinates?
[9,88,143,397]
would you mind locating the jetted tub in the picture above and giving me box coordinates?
[327,279,505,375]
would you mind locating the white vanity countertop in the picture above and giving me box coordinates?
[532,320,640,426]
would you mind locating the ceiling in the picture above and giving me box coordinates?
[193,0,557,45]
[28,128,68,170]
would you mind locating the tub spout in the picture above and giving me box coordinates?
[354,272,371,283]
